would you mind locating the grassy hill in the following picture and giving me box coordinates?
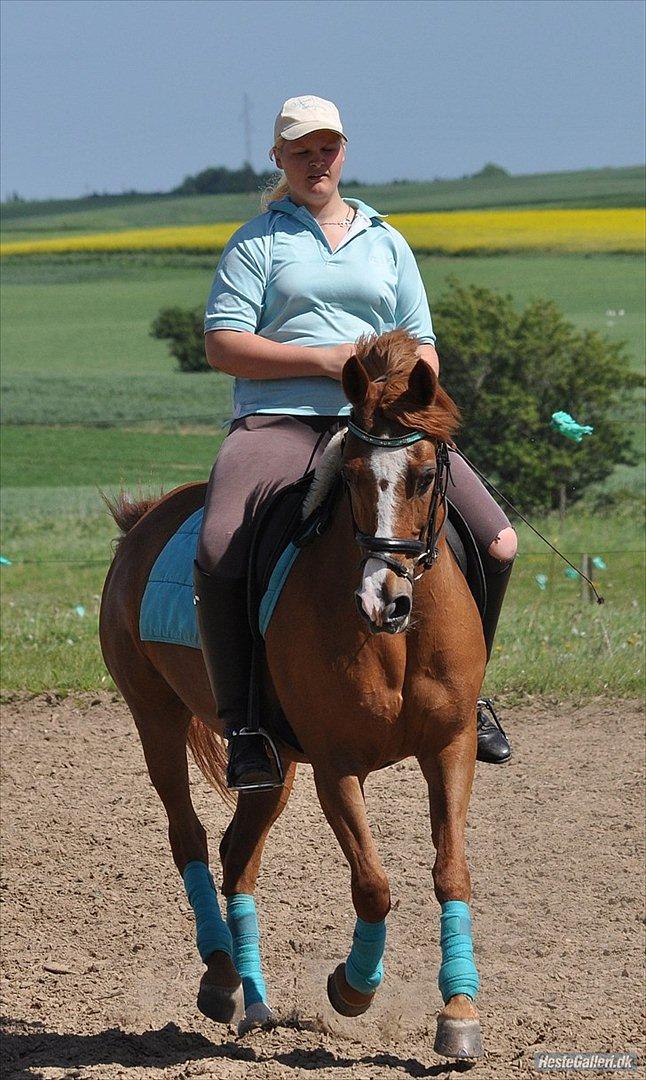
[2,165,643,241]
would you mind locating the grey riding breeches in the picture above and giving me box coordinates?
[196,413,512,581]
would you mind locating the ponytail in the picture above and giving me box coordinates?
[260,137,289,211]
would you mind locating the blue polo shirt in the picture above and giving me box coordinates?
[204,196,435,419]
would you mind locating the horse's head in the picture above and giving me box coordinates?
[341,331,460,635]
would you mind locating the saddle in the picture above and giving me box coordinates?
[246,472,487,753]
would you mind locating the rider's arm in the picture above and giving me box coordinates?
[417,343,440,377]
[205,330,354,381]
[391,229,439,376]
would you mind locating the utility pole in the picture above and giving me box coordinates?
[242,93,253,167]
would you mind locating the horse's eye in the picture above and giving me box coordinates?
[416,470,435,495]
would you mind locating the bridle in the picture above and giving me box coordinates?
[342,415,451,585]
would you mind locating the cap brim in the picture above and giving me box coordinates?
[280,122,345,141]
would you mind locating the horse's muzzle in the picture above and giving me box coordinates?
[354,590,412,635]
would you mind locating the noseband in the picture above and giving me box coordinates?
[343,416,450,585]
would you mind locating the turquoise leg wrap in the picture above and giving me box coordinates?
[183,861,233,963]
[438,900,480,1002]
[345,917,387,995]
[226,894,267,1008]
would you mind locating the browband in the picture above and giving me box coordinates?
[346,417,425,448]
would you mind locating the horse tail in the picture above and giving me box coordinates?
[101,489,164,540]
[187,716,236,807]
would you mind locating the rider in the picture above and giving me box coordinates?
[194,96,516,791]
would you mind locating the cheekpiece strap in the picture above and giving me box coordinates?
[347,417,425,449]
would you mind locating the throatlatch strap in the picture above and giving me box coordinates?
[438,900,480,1002]
[345,917,387,994]
[183,861,233,962]
[226,893,267,1008]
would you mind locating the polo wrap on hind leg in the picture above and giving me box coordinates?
[226,893,267,1008]
[183,860,233,961]
[438,900,480,1002]
[345,917,387,994]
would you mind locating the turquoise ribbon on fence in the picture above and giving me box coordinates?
[551,411,593,443]
[183,861,233,962]
[345,917,387,995]
[438,900,480,1002]
[226,893,267,1007]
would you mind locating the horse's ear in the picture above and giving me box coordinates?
[342,355,370,406]
[407,359,437,408]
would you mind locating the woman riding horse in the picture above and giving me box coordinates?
[195,95,516,791]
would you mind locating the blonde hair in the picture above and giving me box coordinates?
[260,137,290,211]
[260,133,348,212]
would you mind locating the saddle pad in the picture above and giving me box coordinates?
[139,508,303,648]
[139,508,203,649]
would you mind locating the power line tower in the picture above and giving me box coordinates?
[242,93,253,167]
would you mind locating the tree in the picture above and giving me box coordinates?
[172,163,277,196]
[150,307,206,372]
[433,280,639,513]
[151,281,639,513]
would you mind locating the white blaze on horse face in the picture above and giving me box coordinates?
[356,446,408,621]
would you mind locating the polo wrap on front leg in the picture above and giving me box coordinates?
[345,917,387,995]
[183,860,233,962]
[438,899,480,1002]
[226,893,267,1007]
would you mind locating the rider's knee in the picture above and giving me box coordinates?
[487,527,517,565]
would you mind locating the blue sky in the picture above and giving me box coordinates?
[1,0,644,200]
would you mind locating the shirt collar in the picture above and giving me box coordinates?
[268,195,386,222]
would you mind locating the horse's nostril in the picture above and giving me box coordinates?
[384,595,412,622]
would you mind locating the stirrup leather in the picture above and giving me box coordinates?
[227,727,284,792]
[476,697,508,738]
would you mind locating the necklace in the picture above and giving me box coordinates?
[319,206,355,227]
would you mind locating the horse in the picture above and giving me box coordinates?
[99,329,487,1061]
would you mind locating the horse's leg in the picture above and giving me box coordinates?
[418,724,483,1061]
[314,768,390,1017]
[218,761,296,1034]
[129,688,243,1024]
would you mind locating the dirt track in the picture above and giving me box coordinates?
[1,693,644,1079]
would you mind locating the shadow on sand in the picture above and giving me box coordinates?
[1,1016,473,1078]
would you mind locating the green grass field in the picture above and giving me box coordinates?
[1,166,643,694]
[2,253,643,430]
[2,165,643,242]
[1,482,642,695]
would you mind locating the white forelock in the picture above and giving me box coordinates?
[301,429,346,518]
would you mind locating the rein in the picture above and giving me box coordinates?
[343,416,450,584]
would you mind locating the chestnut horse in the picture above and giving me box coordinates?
[100,331,486,1060]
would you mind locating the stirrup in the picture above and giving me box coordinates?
[227,727,284,793]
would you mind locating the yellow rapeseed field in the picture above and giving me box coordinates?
[1,208,643,256]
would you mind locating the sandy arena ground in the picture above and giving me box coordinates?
[1,693,644,1079]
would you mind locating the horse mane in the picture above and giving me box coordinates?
[354,330,460,441]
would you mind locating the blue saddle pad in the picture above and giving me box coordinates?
[139,508,301,648]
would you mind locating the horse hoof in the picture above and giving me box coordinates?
[434,1015,483,1060]
[326,963,375,1017]
[238,1001,276,1036]
[197,972,243,1019]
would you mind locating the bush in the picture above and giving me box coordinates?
[151,281,640,512]
[434,279,640,513]
[150,306,208,372]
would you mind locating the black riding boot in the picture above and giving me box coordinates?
[477,560,513,764]
[192,562,282,791]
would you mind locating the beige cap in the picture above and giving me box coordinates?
[274,95,345,143]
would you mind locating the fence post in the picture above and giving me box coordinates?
[580,553,594,603]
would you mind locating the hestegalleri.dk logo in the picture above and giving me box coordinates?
[533,1051,638,1072]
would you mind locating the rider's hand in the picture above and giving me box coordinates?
[319,343,357,380]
